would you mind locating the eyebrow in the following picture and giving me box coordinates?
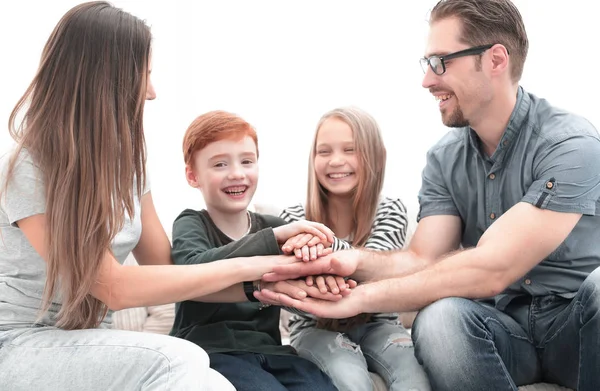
[316,141,354,149]
[208,152,256,161]
[424,50,451,58]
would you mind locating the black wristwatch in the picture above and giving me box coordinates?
[243,280,260,302]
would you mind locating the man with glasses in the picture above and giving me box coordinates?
[258,1,600,390]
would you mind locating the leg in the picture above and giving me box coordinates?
[261,353,337,391]
[0,326,233,391]
[291,326,373,391]
[539,267,600,391]
[209,353,286,391]
[412,297,540,391]
[353,322,431,391]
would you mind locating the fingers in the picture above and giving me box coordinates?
[312,222,335,243]
[306,275,314,286]
[275,281,308,299]
[316,243,324,257]
[270,257,331,277]
[309,245,318,261]
[254,289,284,306]
[282,234,304,253]
[300,221,335,243]
[262,271,303,282]
[323,275,338,294]
[258,289,299,308]
[347,278,358,288]
[307,235,322,247]
[315,275,327,293]
[335,276,347,292]
[301,245,310,262]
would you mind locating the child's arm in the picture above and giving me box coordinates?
[172,210,337,303]
[172,210,282,265]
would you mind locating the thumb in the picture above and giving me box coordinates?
[330,256,348,276]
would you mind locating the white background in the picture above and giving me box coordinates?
[1,1,599,231]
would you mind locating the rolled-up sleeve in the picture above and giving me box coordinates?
[417,148,460,221]
[522,135,600,215]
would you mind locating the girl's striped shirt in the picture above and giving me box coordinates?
[279,196,409,327]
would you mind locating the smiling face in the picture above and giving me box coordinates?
[186,136,258,214]
[313,117,359,197]
[422,17,493,128]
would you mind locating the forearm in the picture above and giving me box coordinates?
[353,248,431,282]
[190,283,247,303]
[100,256,281,310]
[173,229,280,265]
[359,248,503,313]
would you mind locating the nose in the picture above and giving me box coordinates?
[328,153,345,167]
[146,77,156,101]
[421,66,438,90]
[227,163,246,180]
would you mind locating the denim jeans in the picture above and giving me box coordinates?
[209,352,337,391]
[290,321,431,391]
[0,326,234,391]
[412,267,600,391]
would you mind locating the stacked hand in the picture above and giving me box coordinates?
[253,249,365,318]
[273,221,334,261]
[255,278,367,319]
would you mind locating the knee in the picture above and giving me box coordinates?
[413,298,471,341]
[412,298,483,360]
[299,336,371,391]
[162,337,209,370]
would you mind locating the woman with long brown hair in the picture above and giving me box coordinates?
[280,107,431,391]
[0,2,330,390]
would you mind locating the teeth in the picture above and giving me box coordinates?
[328,173,351,179]
[224,186,247,195]
[435,94,453,101]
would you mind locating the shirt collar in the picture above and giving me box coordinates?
[468,86,530,165]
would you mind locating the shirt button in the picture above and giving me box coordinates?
[503,140,509,147]
[524,278,531,285]
[489,173,496,180]
[546,181,554,189]
[490,213,496,219]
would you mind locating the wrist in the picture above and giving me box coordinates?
[356,283,374,314]
[272,226,283,243]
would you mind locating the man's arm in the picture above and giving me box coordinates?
[269,203,581,318]
[353,214,462,282]
[358,202,581,313]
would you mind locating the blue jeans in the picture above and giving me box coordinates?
[412,267,600,391]
[209,352,337,391]
[0,326,234,390]
[290,321,431,391]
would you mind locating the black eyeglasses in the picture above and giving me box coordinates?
[420,44,503,75]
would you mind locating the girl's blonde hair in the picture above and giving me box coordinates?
[305,107,386,247]
[2,1,152,329]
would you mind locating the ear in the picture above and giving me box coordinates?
[489,44,510,77]
[185,164,200,188]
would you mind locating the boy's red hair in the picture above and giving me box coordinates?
[183,110,258,165]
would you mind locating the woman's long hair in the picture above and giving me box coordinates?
[3,1,151,329]
[305,107,386,247]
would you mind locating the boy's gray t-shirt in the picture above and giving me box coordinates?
[0,149,145,330]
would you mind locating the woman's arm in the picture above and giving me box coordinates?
[132,192,172,265]
[17,213,291,311]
